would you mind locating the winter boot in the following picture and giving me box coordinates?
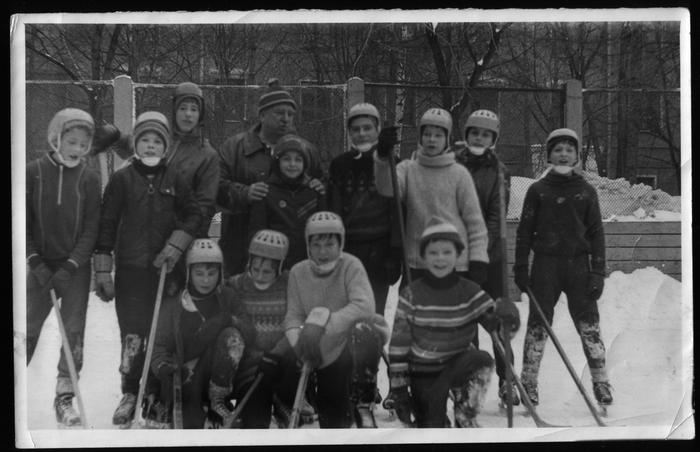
[208,381,234,423]
[353,402,377,428]
[112,393,137,425]
[54,394,81,426]
[498,381,520,407]
[451,365,493,428]
[593,381,613,406]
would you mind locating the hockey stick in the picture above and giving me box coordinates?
[525,287,607,427]
[385,126,412,289]
[223,373,263,428]
[133,265,168,428]
[172,367,183,429]
[288,361,312,429]
[496,164,514,427]
[49,289,88,428]
[490,330,569,428]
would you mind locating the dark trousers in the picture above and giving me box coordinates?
[345,238,400,316]
[26,261,91,396]
[410,348,494,428]
[219,213,248,278]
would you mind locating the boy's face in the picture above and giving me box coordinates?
[260,104,296,137]
[466,127,495,149]
[135,131,166,159]
[421,125,448,156]
[349,116,379,147]
[423,239,458,279]
[59,127,92,164]
[190,263,220,294]
[278,150,305,179]
[248,256,278,287]
[175,100,200,133]
[308,235,341,265]
[549,141,578,167]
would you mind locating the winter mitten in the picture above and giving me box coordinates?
[194,313,232,348]
[50,261,78,298]
[467,261,488,286]
[308,178,326,195]
[153,230,193,272]
[93,253,115,302]
[155,355,178,381]
[257,351,281,386]
[376,126,400,159]
[513,264,529,293]
[367,313,391,346]
[92,124,121,154]
[494,297,521,335]
[587,272,605,301]
[296,307,330,368]
[28,255,53,289]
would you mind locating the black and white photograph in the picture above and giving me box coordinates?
[11,9,692,447]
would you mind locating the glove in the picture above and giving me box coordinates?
[28,255,53,290]
[92,124,121,154]
[95,272,115,302]
[494,297,521,335]
[308,178,326,195]
[155,355,178,381]
[587,272,605,301]
[194,313,232,348]
[296,307,330,368]
[467,261,488,286]
[377,125,400,159]
[514,264,529,293]
[153,230,192,272]
[257,351,281,386]
[385,386,413,425]
[50,261,78,298]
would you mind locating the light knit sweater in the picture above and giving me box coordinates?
[374,150,489,271]
[284,252,375,369]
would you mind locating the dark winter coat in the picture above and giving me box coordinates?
[166,130,220,238]
[26,154,101,267]
[515,171,606,274]
[216,123,323,273]
[95,161,202,270]
[456,150,511,264]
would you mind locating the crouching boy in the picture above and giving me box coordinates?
[284,211,390,428]
[386,217,519,428]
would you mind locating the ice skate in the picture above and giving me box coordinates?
[112,393,137,426]
[142,394,172,429]
[208,381,235,427]
[593,381,613,415]
[498,381,520,409]
[354,402,377,428]
[54,394,81,427]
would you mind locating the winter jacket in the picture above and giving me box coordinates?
[226,271,290,356]
[26,154,101,267]
[248,173,326,268]
[389,271,496,375]
[515,170,606,274]
[217,124,323,272]
[374,149,489,272]
[166,130,220,238]
[456,150,511,264]
[151,286,255,373]
[95,161,202,270]
[285,253,375,369]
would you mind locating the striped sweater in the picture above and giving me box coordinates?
[388,271,496,375]
[225,271,290,355]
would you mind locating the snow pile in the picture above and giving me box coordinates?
[508,171,681,222]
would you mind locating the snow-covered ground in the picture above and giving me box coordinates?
[16,266,692,446]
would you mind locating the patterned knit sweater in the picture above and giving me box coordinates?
[388,271,495,375]
[225,271,290,355]
[374,149,489,271]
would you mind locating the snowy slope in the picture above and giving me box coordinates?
[19,267,692,446]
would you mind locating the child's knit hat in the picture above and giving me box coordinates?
[173,82,205,126]
[419,216,465,257]
[132,111,171,152]
[258,78,297,115]
[273,134,310,169]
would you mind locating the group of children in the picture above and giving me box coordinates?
[25,79,613,430]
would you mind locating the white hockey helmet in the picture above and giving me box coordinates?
[47,108,95,153]
[419,108,453,144]
[248,229,289,273]
[347,103,381,128]
[305,211,345,250]
[185,238,224,285]
[465,109,500,144]
[545,128,579,163]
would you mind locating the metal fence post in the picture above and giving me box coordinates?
[114,75,135,135]
[565,79,583,145]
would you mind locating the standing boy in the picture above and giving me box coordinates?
[26,108,100,426]
[514,128,612,407]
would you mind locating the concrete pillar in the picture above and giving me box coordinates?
[565,79,583,143]
[347,77,365,108]
[114,75,135,135]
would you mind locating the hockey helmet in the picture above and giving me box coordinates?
[305,211,345,250]
[249,229,290,262]
[545,128,579,163]
[173,82,205,128]
[347,103,381,128]
[419,108,453,144]
[465,109,500,144]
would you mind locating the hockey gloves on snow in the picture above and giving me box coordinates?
[50,261,78,298]
[28,255,53,290]
[513,264,529,293]
[495,298,520,336]
[94,253,115,302]
[467,261,488,286]
[587,272,605,301]
[153,230,193,273]
[377,126,400,159]
[296,307,330,368]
